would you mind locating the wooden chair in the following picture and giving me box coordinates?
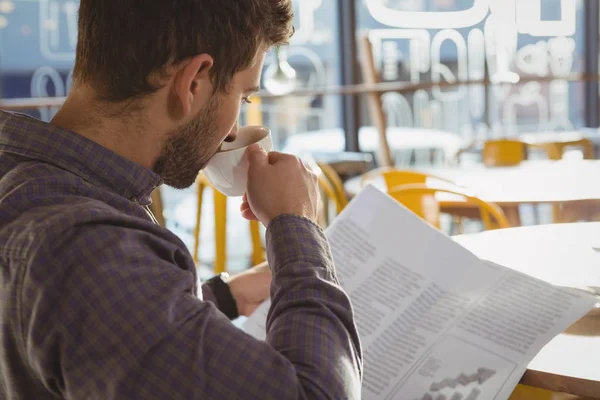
[508,386,552,400]
[361,168,475,231]
[380,169,461,192]
[317,161,349,211]
[388,184,510,231]
[361,167,461,188]
[480,139,530,225]
[532,138,598,223]
[303,161,347,227]
[482,139,528,167]
[193,174,264,274]
[532,137,595,161]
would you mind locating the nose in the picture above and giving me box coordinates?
[224,122,239,143]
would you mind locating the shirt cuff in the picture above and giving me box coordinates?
[266,214,332,272]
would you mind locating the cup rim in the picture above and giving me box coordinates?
[218,125,271,154]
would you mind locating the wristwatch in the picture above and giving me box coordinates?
[205,272,239,320]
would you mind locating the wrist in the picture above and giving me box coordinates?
[205,273,239,320]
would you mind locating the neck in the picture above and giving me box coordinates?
[50,86,164,170]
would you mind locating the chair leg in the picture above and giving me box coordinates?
[503,205,521,227]
[250,220,265,266]
[193,182,204,264]
[452,216,464,235]
[214,189,227,274]
[552,204,562,224]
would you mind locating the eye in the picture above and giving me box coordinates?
[242,97,253,105]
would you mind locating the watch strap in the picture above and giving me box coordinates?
[205,273,239,320]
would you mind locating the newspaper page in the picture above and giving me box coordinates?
[243,185,596,400]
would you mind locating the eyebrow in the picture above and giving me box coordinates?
[245,86,260,95]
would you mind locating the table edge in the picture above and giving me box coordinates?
[522,368,600,398]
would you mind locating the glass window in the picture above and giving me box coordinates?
[0,0,76,120]
[243,0,344,154]
[356,0,586,142]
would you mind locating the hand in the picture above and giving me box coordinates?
[227,262,271,316]
[241,145,319,227]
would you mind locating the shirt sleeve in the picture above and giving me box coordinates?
[200,282,217,304]
[22,214,362,400]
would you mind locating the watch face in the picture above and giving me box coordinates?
[220,272,231,283]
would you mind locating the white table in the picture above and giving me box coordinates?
[283,126,463,165]
[520,130,600,146]
[345,160,600,206]
[454,223,600,398]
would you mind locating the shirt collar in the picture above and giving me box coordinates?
[0,110,163,205]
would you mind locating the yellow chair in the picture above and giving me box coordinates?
[309,164,347,227]
[533,138,596,223]
[482,139,528,167]
[533,137,595,161]
[481,140,531,225]
[508,386,552,400]
[382,169,461,192]
[388,184,510,231]
[361,168,463,192]
[456,139,528,167]
[362,168,473,231]
[317,161,348,211]
[193,174,264,274]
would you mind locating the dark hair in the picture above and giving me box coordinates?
[73,0,293,102]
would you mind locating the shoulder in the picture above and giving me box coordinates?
[29,200,193,274]
[20,199,198,324]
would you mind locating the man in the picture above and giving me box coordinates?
[0,1,362,399]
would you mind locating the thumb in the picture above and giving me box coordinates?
[245,144,268,168]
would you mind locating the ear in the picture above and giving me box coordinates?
[174,54,214,117]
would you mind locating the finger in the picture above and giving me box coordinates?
[240,200,254,215]
[267,151,283,165]
[241,207,259,221]
[267,151,297,165]
[245,144,268,167]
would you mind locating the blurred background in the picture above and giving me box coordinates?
[1,0,598,272]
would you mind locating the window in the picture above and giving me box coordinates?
[356,0,586,141]
[243,0,344,153]
[0,0,76,120]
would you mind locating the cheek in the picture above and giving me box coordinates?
[218,98,242,136]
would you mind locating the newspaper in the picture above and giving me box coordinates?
[244,185,596,400]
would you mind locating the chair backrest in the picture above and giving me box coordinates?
[317,173,343,213]
[317,161,349,210]
[482,139,527,167]
[388,183,511,231]
[303,158,346,226]
[362,168,462,192]
[534,138,595,160]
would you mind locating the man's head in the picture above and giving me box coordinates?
[71,0,293,188]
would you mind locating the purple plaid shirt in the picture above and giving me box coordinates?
[0,111,362,399]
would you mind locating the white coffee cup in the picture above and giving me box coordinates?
[203,126,273,196]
